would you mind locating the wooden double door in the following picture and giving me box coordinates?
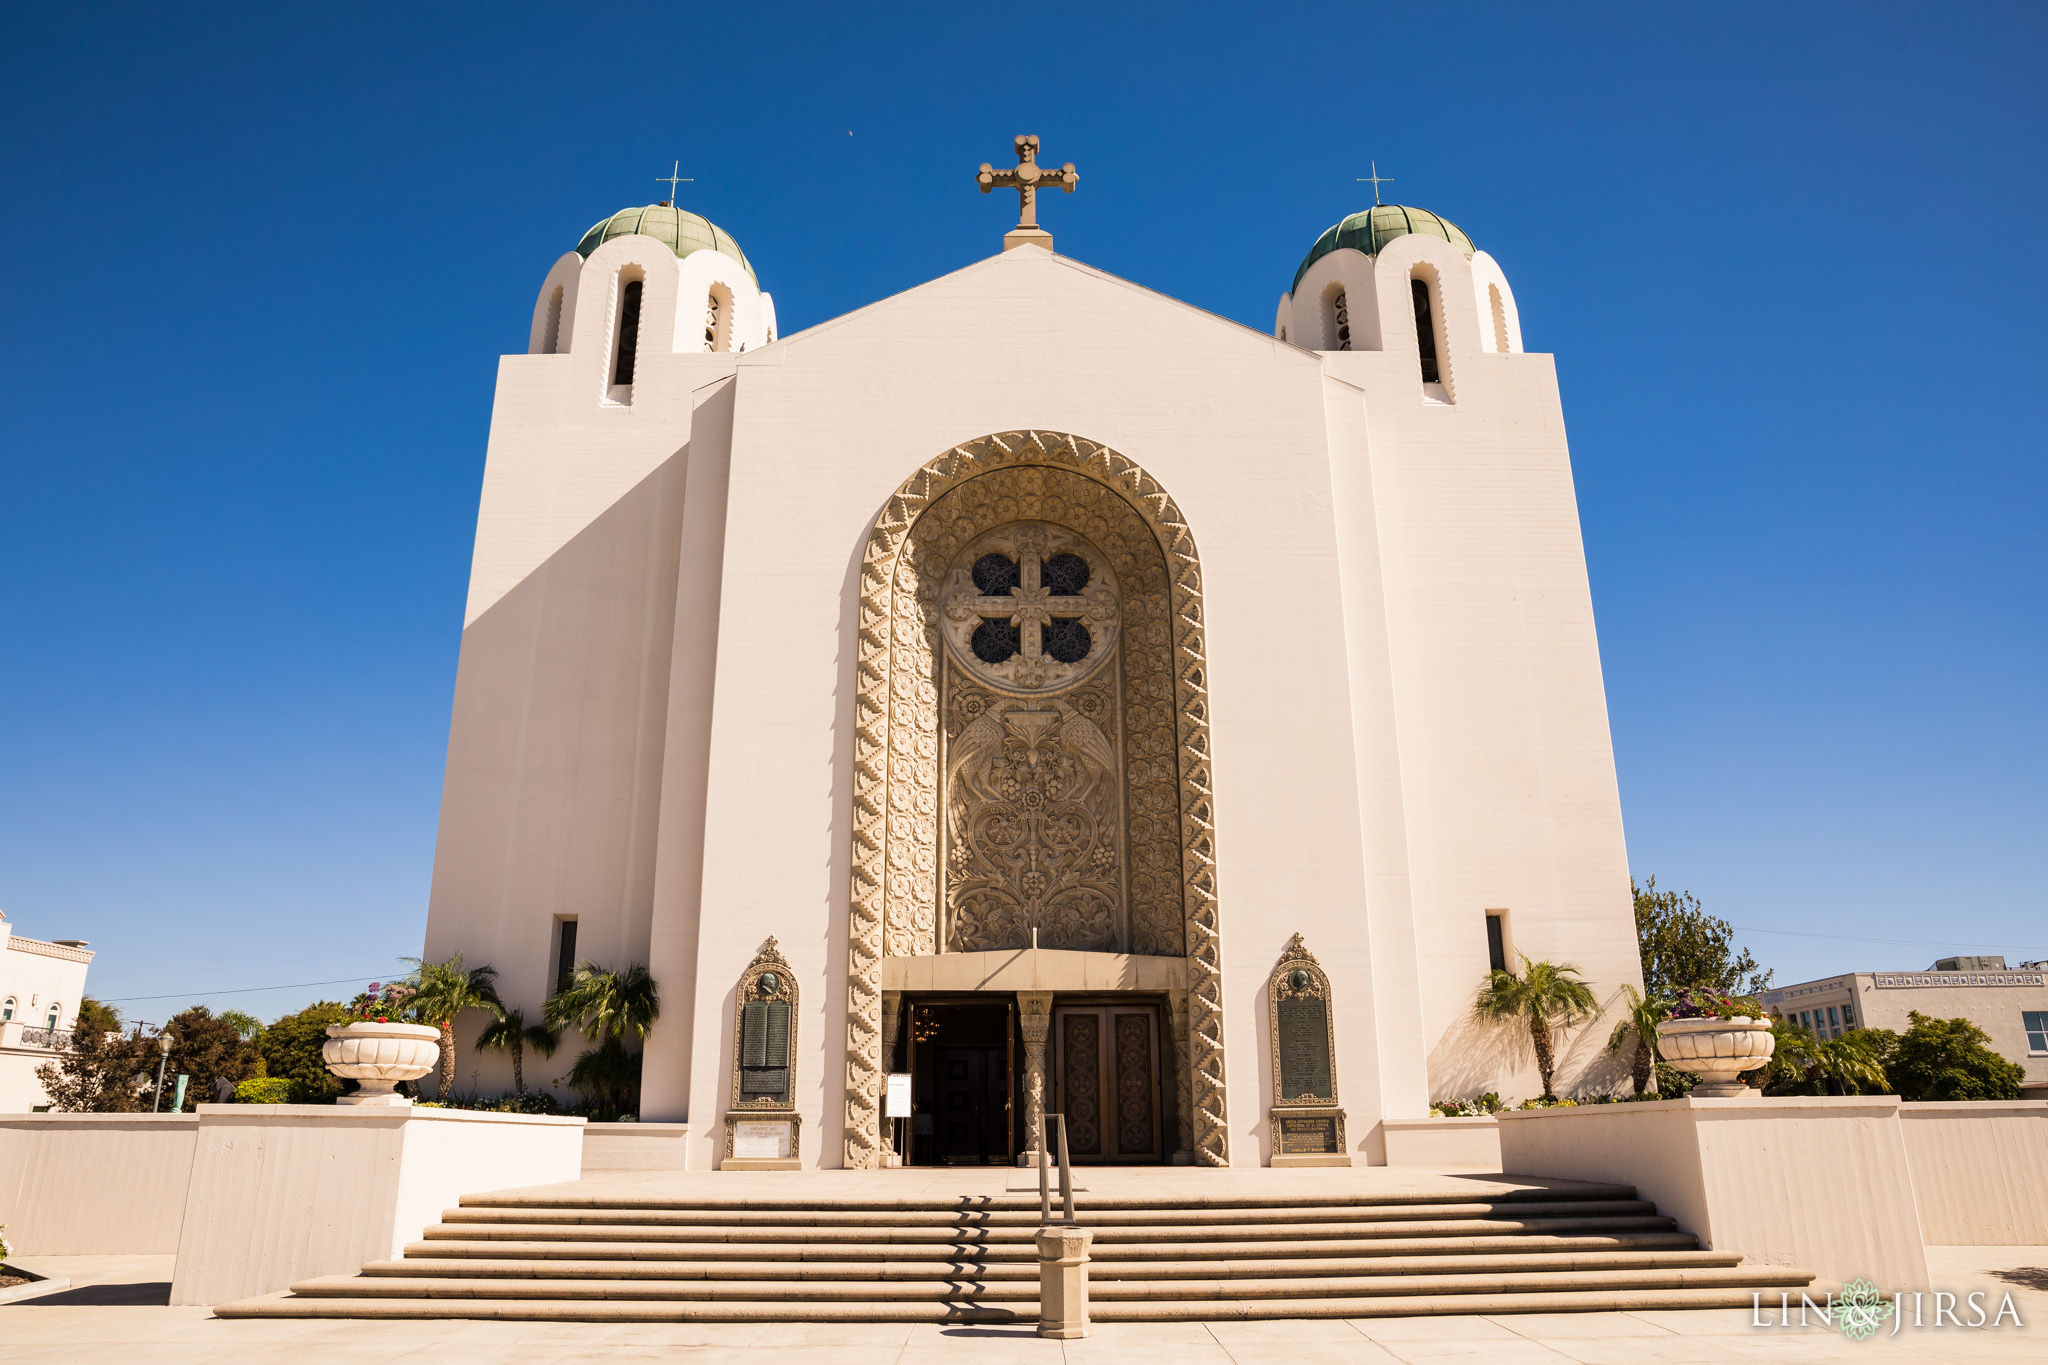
[1052,1004,1164,1163]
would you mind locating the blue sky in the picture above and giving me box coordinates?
[2,3,2043,1026]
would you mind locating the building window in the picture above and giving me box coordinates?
[1331,289,1351,350]
[1827,1006,1840,1033]
[1411,278,1440,383]
[612,278,644,387]
[554,918,579,996]
[2025,1011,2048,1054]
[1,996,14,1021]
[1484,914,1507,973]
[542,285,564,354]
[1841,1002,1856,1028]
[45,1002,61,1029]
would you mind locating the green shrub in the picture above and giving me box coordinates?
[256,1002,351,1102]
[235,1077,302,1104]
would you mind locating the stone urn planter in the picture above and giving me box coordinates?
[322,1021,441,1106]
[1655,1016,1775,1097]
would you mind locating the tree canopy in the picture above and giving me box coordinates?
[1632,876,1773,999]
[35,1018,148,1111]
[162,1005,264,1110]
[1886,1012,2025,1101]
[257,1001,352,1101]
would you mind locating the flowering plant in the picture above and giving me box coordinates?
[1666,986,1766,1022]
[1429,1092,1502,1117]
[348,981,418,1023]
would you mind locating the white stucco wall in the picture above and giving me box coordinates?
[426,241,1640,1164]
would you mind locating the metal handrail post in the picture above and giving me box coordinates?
[1039,1114,1052,1224]
[1056,1112,1075,1224]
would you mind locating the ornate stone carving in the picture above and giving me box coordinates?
[1017,991,1053,1160]
[940,522,1121,693]
[945,673,1122,953]
[846,431,1229,1170]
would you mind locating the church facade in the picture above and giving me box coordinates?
[423,177,1643,1171]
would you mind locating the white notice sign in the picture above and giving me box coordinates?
[886,1072,912,1118]
[732,1119,792,1160]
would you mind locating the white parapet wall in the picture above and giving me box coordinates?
[581,1120,690,1172]
[1497,1095,1930,1290]
[1899,1101,2048,1244]
[1380,1115,1501,1170]
[169,1103,584,1306]
[0,1113,200,1254]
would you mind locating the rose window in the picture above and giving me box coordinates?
[941,522,1121,693]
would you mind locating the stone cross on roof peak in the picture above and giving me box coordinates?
[977,134,1078,253]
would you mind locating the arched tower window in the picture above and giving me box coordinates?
[1488,283,1510,354]
[611,276,644,389]
[45,1001,61,1029]
[704,285,733,353]
[1411,278,1439,383]
[2,996,15,1021]
[542,285,564,355]
[1330,288,1352,351]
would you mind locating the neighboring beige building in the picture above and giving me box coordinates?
[1762,957,2048,1090]
[423,179,1645,1171]
[0,909,96,1112]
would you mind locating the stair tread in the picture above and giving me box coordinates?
[420,1216,1678,1245]
[214,1285,1788,1323]
[402,1231,1704,1262]
[435,1199,1657,1228]
[286,1264,1814,1302]
[363,1249,1745,1281]
[454,1187,1640,1214]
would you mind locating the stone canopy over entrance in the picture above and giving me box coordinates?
[847,431,1227,1170]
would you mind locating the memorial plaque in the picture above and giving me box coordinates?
[1277,1114,1338,1155]
[886,1072,912,1118]
[739,999,792,1100]
[732,1119,793,1160]
[1276,995,1333,1100]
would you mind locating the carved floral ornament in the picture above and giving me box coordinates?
[844,430,1229,1170]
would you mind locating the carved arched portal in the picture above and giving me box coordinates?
[846,431,1227,1168]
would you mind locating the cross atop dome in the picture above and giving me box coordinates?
[976,134,1078,253]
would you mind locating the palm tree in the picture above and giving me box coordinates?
[1605,984,1670,1096]
[477,1008,561,1096]
[545,962,659,1118]
[403,954,504,1101]
[544,961,659,1047]
[1471,954,1601,1100]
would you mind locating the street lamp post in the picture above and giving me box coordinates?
[152,1030,174,1112]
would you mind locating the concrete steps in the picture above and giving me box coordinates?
[214,1184,1814,1323]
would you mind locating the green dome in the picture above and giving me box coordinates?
[1292,205,1474,291]
[576,204,756,284]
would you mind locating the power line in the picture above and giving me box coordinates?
[1733,925,2048,954]
[92,948,416,985]
[100,975,375,1004]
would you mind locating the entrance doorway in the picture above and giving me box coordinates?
[906,999,1014,1166]
[1053,1004,1164,1163]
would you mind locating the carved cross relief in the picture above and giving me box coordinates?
[941,522,1120,694]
